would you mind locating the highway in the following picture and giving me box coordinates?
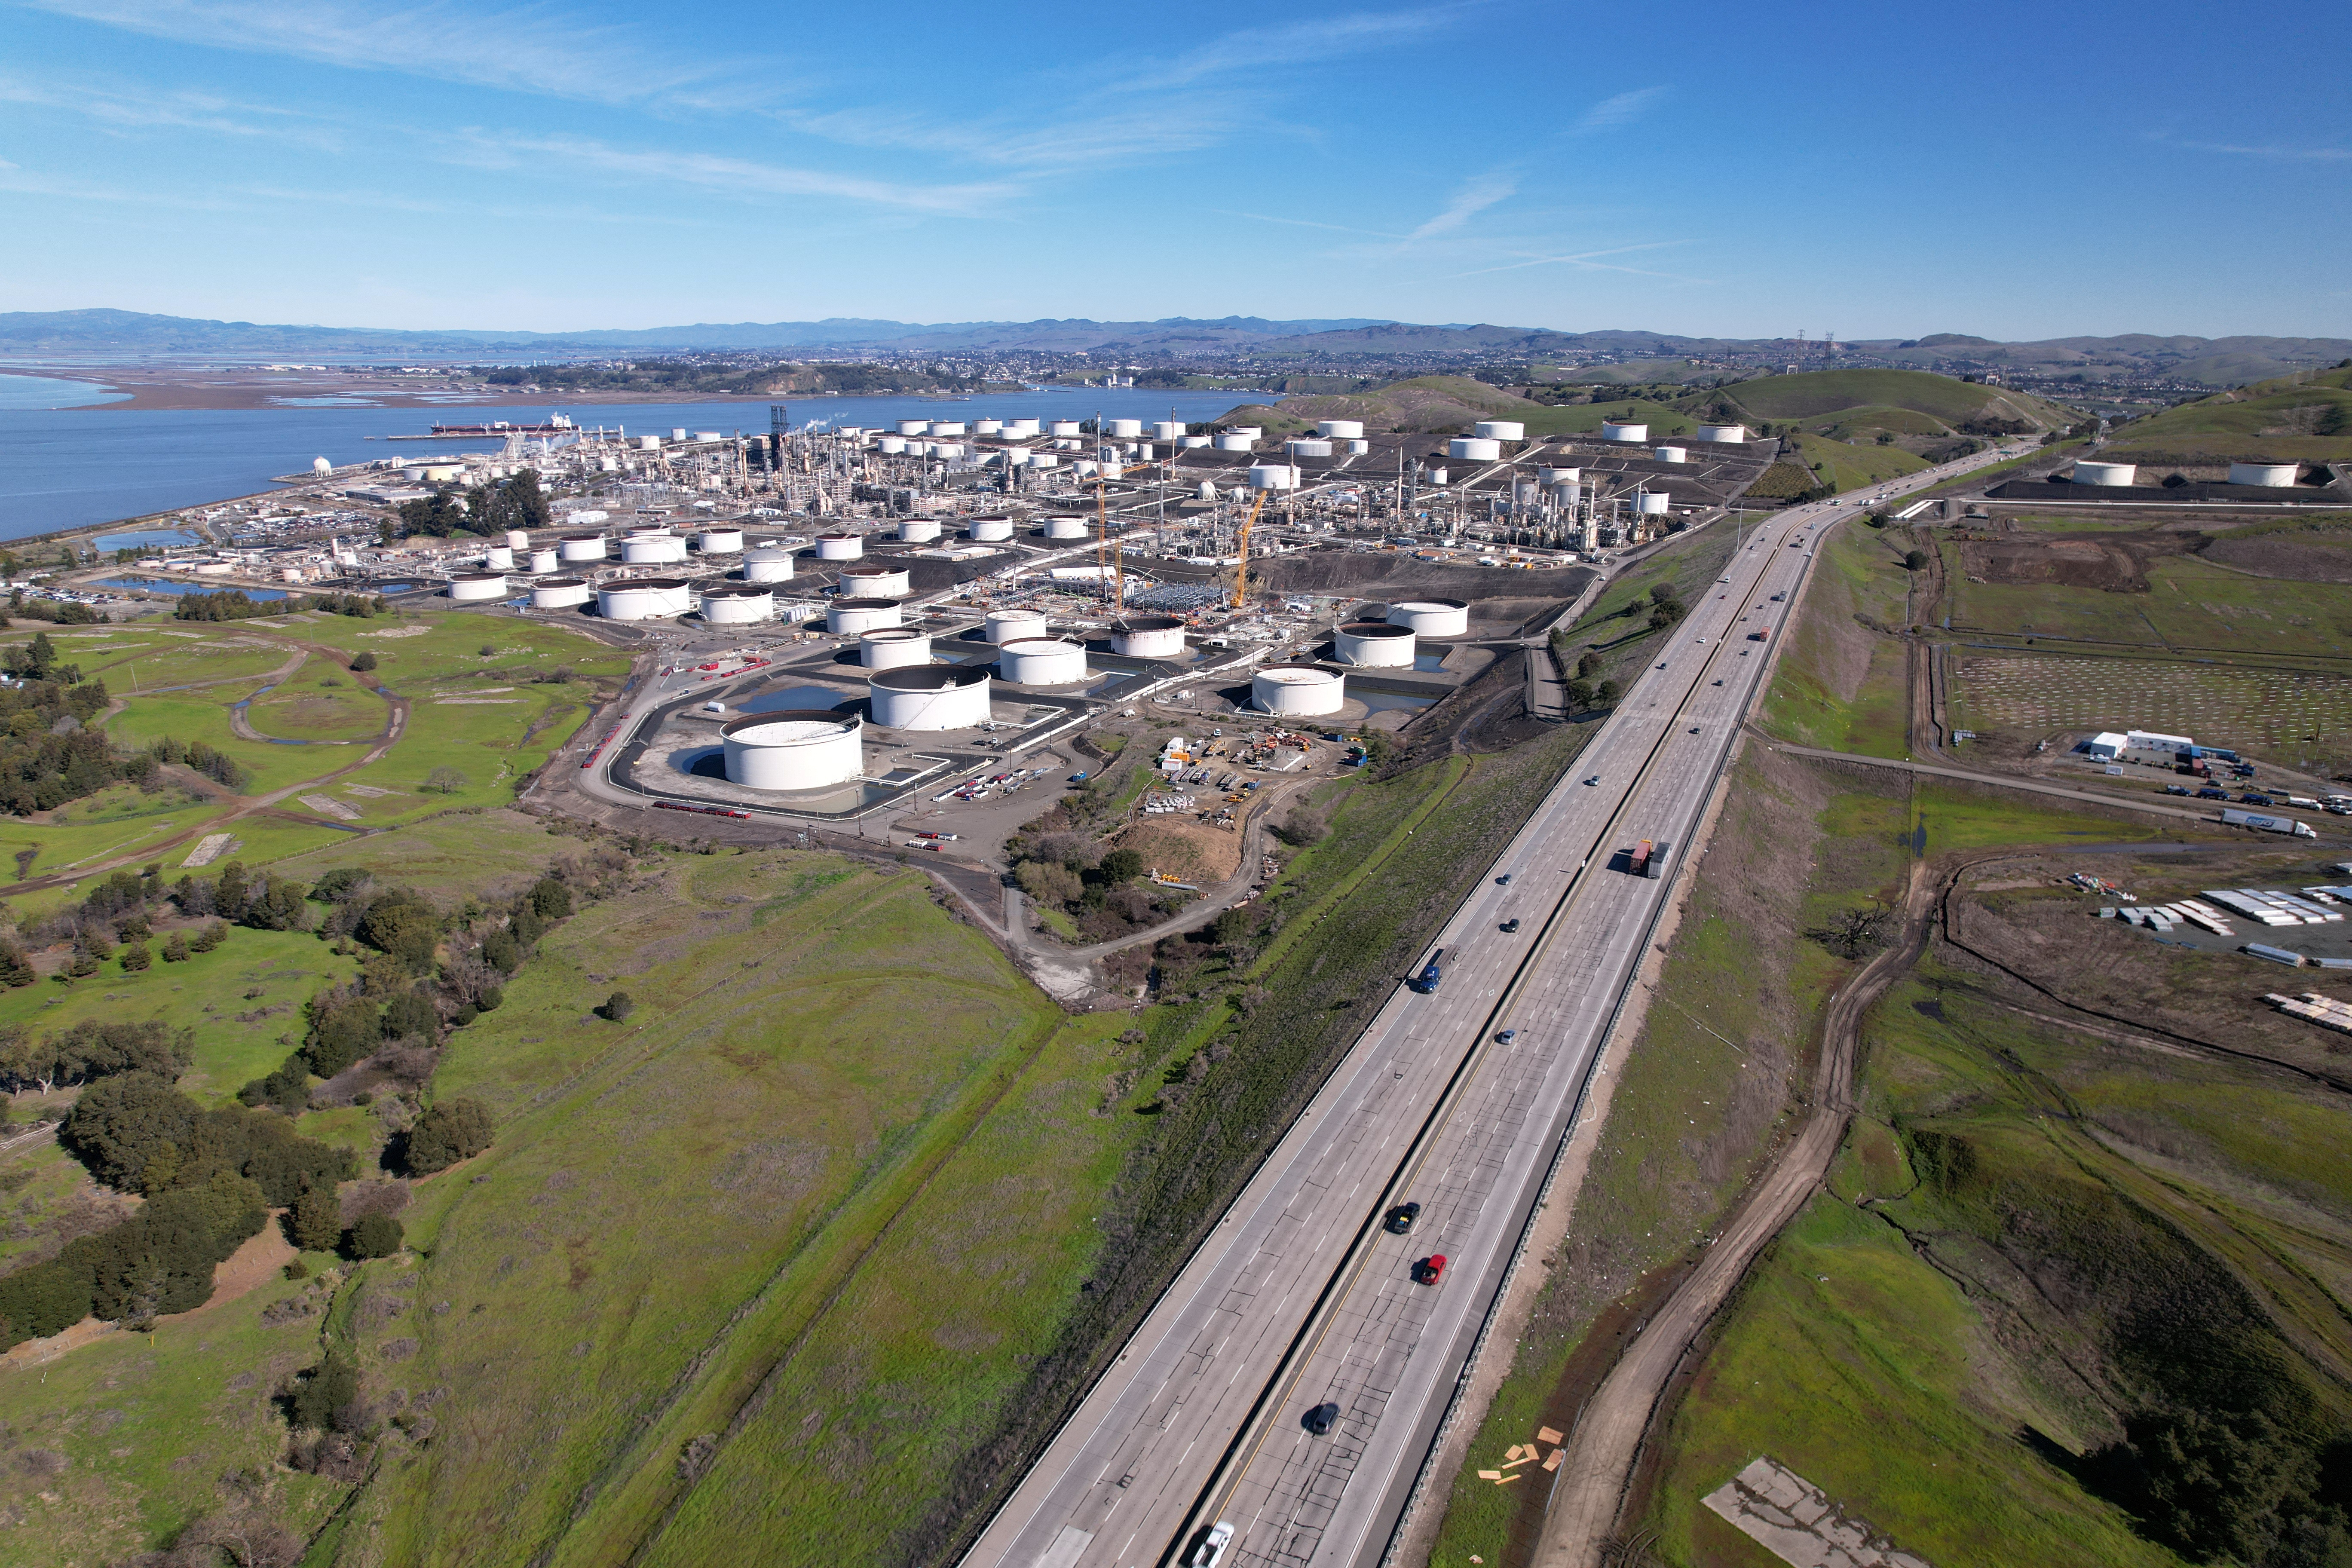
[958,443,2030,1568]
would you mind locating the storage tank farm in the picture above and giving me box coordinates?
[1253,665,1345,717]
[985,608,1048,644]
[2230,462,2297,487]
[827,597,901,635]
[1334,621,1415,667]
[1110,616,1185,658]
[815,532,864,560]
[868,665,991,730]
[839,564,911,600]
[721,711,864,791]
[741,548,793,583]
[1387,599,1469,637]
[997,637,1088,686]
[531,577,591,609]
[596,578,692,620]
[699,585,772,624]
[858,628,931,669]
[448,573,507,602]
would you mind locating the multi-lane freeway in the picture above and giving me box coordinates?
[960,445,2028,1568]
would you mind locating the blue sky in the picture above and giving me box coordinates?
[2,0,2346,340]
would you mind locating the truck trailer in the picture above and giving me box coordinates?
[2223,808,2318,839]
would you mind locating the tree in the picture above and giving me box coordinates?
[119,941,152,972]
[527,876,572,921]
[346,1212,403,1260]
[349,651,378,673]
[161,930,188,963]
[597,991,634,1023]
[406,1097,493,1175]
[1903,549,1929,570]
[286,1179,342,1253]
[421,766,468,795]
[380,989,438,1042]
[1596,678,1623,705]
[288,1351,361,1430]
[60,1071,195,1192]
[356,887,439,969]
[1098,848,1145,884]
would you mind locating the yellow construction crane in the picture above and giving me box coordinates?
[1094,476,1124,610]
[1231,490,1267,610]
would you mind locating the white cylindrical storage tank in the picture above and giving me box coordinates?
[1449,437,1502,462]
[504,529,530,552]
[623,534,689,564]
[1601,420,1648,443]
[1334,621,1416,668]
[1110,615,1186,658]
[897,419,928,436]
[1696,422,1747,444]
[485,546,515,571]
[528,548,559,574]
[2071,460,2136,487]
[969,516,1015,542]
[827,597,902,635]
[1345,438,1369,455]
[1474,420,1524,441]
[1228,426,1262,441]
[816,532,864,560]
[1539,466,1582,486]
[868,665,991,730]
[1317,419,1365,440]
[839,564,911,599]
[530,576,591,609]
[1287,439,1334,458]
[1050,421,1083,438]
[1427,467,1449,486]
[637,435,662,451]
[448,573,506,602]
[1181,434,1212,449]
[2230,462,2297,487]
[1214,432,1255,452]
[930,442,966,460]
[1044,514,1089,541]
[701,585,773,624]
[1028,453,1059,470]
[1153,420,1186,441]
[596,576,692,621]
[1636,491,1671,515]
[1197,480,1219,500]
[699,527,744,554]
[1107,418,1143,438]
[559,533,607,563]
[973,419,1001,436]
[1252,665,1344,717]
[722,711,863,791]
[998,636,1088,685]
[1249,463,1300,490]
[1655,445,1688,464]
[1000,447,1031,468]
[897,517,942,543]
[984,607,1048,643]
[879,436,907,455]
[741,548,793,583]
[1005,417,1041,438]
[931,422,967,438]
[858,628,932,669]
[1388,598,1469,636]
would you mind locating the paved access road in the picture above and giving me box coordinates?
[958,447,2026,1568]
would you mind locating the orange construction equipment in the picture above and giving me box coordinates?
[1232,490,1267,610]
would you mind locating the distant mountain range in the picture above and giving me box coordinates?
[2,309,2346,386]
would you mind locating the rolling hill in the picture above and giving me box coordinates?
[1705,368,2076,431]
[1219,376,1695,439]
[2101,367,2352,463]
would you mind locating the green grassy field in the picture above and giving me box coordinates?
[1946,552,2352,655]
[1948,651,2352,770]
[1755,521,1914,757]
[1790,432,1932,492]
[2101,367,2352,462]
[1715,368,2073,429]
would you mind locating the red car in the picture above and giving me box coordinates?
[1415,1254,1448,1286]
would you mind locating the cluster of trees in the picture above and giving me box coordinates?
[395,469,552,539]
[1640,581,1686,632]
[1556,643,1624,712]
[0,1020,192,1093]
[394,492,468,537]
[1011,830,1191,941]
[313,592,389,619]
[0,595,102,626]
[0,634,138,816]
[147,735,252,791]
[172,590,290,622]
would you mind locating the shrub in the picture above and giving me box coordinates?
[349,651,378,673]
[1098,848,1145,884]
[119,941,151,972]
[160,930,188,963]
[357,888,439,969]
[288,1351,361,1430]
[527,876,573,921]
[1903,549,1929,570]
[597,991,634,1023]
[285,1179,343,1253]
[346,1212,403,1260]
[406,1096,493,1175]
[380,990,438,1042]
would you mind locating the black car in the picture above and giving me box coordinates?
[2197,788,2229,799]
[1385,1202,1421,1234]
[1305,1402,1341,1436]
[1501,918,1521,933]
[2242,793,2274,805]
[2164,785,2190,795]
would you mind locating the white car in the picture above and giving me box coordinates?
[1188,1521,1236,1567]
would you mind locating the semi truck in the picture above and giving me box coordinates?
[2223,808,2318,839]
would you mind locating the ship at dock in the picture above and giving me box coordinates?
[422,412,577,437]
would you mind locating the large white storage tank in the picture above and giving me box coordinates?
[1601,419,1648,443]
[596,577,692,620]
[1252,665,1344,717]
[1214,431,1255,452]
[484,546,515,571]
[968,515,1015,542]
[1106,418,1143,438]
[699,527,744,555]
[815,532,864,560]
[1317,419,1365,440]
[827,597,902,635]
[1449,436,1501,462]
[530,577,590,609]
[2071,460,2137,487]
[700,585,773,624]
[879,436,908,455]
[839,564,911,599]
[858,628,932,669]
[1635,490,1672,515]
[1334,621,1415,667]
[868,665,991,730]
[1286,439,1333,458]
[448,573,507,602]
[1655,445,1689,464]
[622,534,688,564]
[1473,420,1525,441]
[997,637,1088,685]
[1110,616,1186,658]
[1004,417,1041,438]
[1153,420,1186,441]
[722,712,864,791]
[741,548,793,583]
[897,419,929,436]
[985,607,1049,643]
[559,533,607,563]
[1043,514,1089,541]
[930,422,966,438]
[504,528,530,552]
[1050,421,1083,438]
[1249,462,1300,490]
[897,518,941,543]
[1539,466,1582,487]
[1388,598,1469,636]
[1696,422,1748,444]
[2230,462,2297,487]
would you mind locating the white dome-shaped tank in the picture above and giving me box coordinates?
[1635,491,1671,515]
[722,711,864,791]
[2071,460,2137,487]
[530,577,591,609]
[504,529,530,551]
[897,518,941,543]
[985,607,1049,643]
[559,533,607,562]
[1153,420,1186,441]
[485,546,516,571]
[528,548,559,574]
[827,597,902,635]
[968,516,1015,542]
[869,665,991,730]
[596,576,692,621]
[815,532,864,560]
[1696,422,1748,444]
[741,548,793,583]
[700,585,773,624]
[2230,462,2297,487]
[1252,665,1344,717]
[1050,421,1084,438]
[1473,420,1525,441]
[1334,621,1416,667]
[1601,419,1649,443]
[858,628,932,669]
[1111,615,1186,658]
[1388,598,1469,636]
[1249,463,1300,490]
[997,637,1088,685]
[1214,432,1255,452]
[1044,514,1089,540]
[623,534,689,564]
[1106,418,1143,439]
[1655,445,1688,464]
[839,564,911,599]
[1449,436,1501,462]
[1197,480,1219,500]
[1317,419,1366,440]
[448,573,507,602]
[699,527,744,554]
[312,456,332,475]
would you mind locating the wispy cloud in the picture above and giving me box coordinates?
[442,132,1013,214]
[2174,138,2352,162]
[0,71,340,145]
[20,0,776,108]
[1411,240,1705,286]
[1153,5,1473,88]
[1574,86,1667,133]
[1409,172,1516,241]
[787,101,1245,172]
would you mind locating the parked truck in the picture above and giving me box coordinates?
[2223,808,2318,839]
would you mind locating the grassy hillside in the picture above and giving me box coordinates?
[1712,368,2075,431]
[1227,376,1692,439]
[2101,366,2352,462]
